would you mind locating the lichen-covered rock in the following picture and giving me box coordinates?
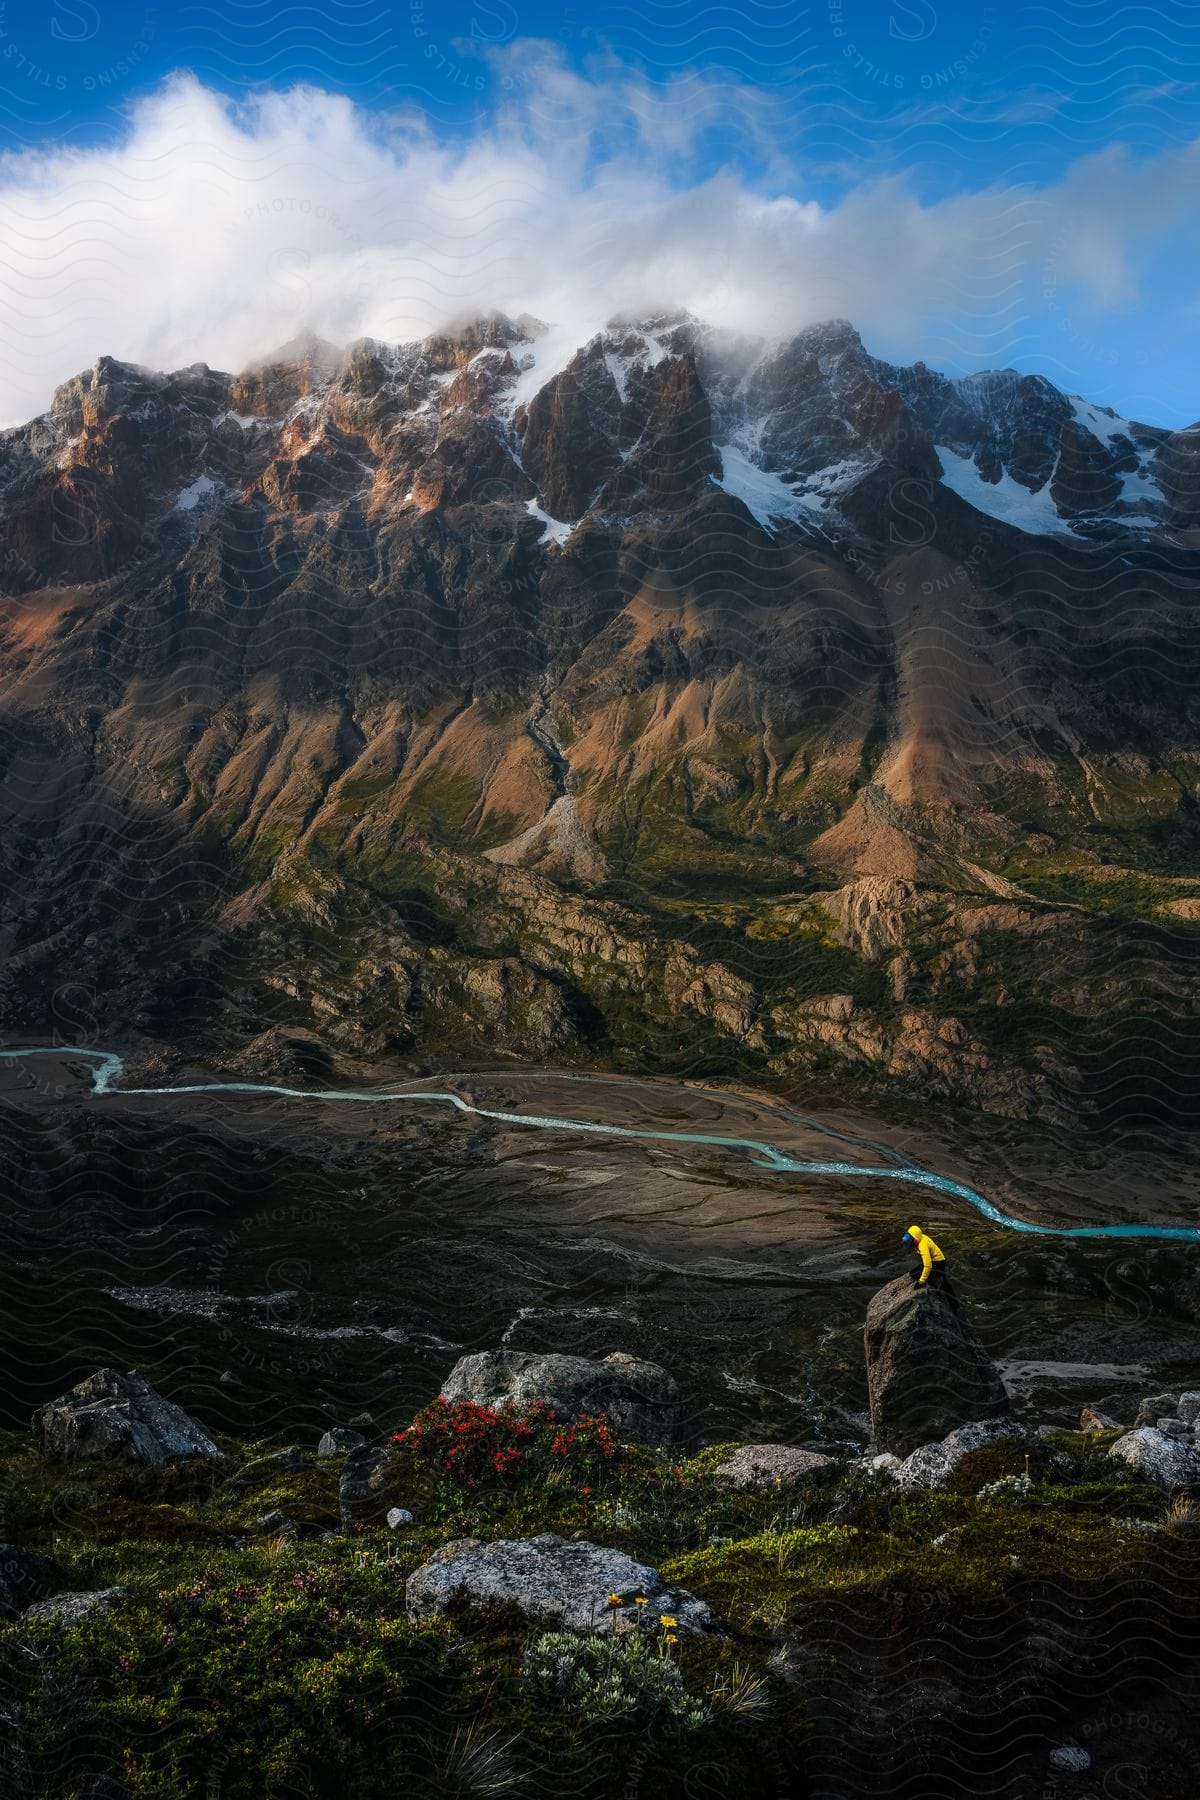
[406,1533,713,1636]
[318,1427,366,1458]
[338,1444,391,1526]
[439,1349,693,1446]
[864,1276,1012,1457]
[24,1587,125,1626]
[31,1368,221,1466]
[1179,1393,1200,1426]
[712,1444,834,1488]
[0,1544,60,1619]
[1078,1407,1118,1433]
[1049,1746,1091,1773]
[1107,1427,1200,1492]
[893,1419,1034,1492]
[1156,1418,1189,1439]
[1134,1392,1178,1427]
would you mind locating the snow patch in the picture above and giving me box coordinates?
[715,443,808,531]
[1117,460,1163,506]
[173,474,221,513]
[503,321,593,414]
[716,443,872,533]
[525,498,575,545]
[799,456,874,504]
[934,444,1070,536]
[604,350,629,403]
[1069,396,1134,447]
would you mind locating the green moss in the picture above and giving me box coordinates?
[0,1399,1185,1795]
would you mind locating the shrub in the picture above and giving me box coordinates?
[523,1628,705,1728]
[13,1551,454,1798]
[394,1400,646,1499]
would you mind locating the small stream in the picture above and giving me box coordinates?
[4,1046,1198,1244]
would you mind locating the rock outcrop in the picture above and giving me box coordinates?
[318,1427,366,1459]
[338,1444,392,1527]
[893,1418,1035,1491]
[31,1369,221,1466]
[439,1349,693,1446]
[864,1275,1012,1458]
[24,1587,125,1626]
[1107,1427,1200,1492]
[406,1533,713,1636]
[712,1444,834,1488]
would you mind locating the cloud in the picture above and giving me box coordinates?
[0,60,1196,426]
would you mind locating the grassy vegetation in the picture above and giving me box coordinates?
[0,1411,1194,1798]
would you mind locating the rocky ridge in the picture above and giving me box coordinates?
[1,312,1199,1133]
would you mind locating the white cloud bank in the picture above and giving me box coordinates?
[0,54,1197,426]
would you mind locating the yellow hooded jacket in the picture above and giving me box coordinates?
[905,1225,945,1284]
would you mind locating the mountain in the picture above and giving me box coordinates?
[1,312,1198,1140]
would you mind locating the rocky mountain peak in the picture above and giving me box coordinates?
[422,311,545,371]
[0,310,1190,599]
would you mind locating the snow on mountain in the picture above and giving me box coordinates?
[172,473,221,512]
[1069,396,1134,448]
[714,443,810,531]
[934,445,1072,536]
[1117,462,1163,507]
[524,498,576,545]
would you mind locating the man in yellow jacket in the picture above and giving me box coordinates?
[903,1224,954,1302]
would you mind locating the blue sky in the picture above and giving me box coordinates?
[0,0,1197,423]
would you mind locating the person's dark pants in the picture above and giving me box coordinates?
[912,1263,958,1308]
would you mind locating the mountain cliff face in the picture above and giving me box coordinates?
[1,312,1198,1139]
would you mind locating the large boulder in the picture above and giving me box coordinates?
[1107,1427,1200,1492]
[864,1276,1012,1458]
[0,1545,60,1619]
[893,1418,1035,1491]
[31,1368,221,1466]
[439,1349,693,1446]
[406,1533,713,1636]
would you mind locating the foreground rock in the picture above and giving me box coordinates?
[318,1427,366,1458]
[24,1587,125,1626]
[893,1418,1035,1491]
[339,1444,391,1527]
[1107,1427,1200,1492]
[31,1368,221,1466]
[0,1545,60,1619]
[864,1275,1012,1458]
[713,1444,834,1488]
[439,1349,693,1446]
[407,1533,713,1635]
